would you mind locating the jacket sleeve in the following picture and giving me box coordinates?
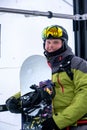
[13,91,21,99]
[53,60,87,129]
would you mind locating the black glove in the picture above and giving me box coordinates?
[30,80,55,105]
[22,84,52,108]
[6,97,21,113]
[31,85,52,105]
[41,117,60,130]
[37,86,52,105]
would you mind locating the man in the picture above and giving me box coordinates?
[6,25,87,130]
[41,25,87,130]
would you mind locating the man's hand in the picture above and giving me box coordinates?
[39,79,55,98]
[6,97,21,113]
[22,84,52,108]
[22,80,55,108]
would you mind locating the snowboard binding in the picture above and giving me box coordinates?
[21,80,55,130]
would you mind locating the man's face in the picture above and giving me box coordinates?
[45,39,63,53]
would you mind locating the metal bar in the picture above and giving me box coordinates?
[0,7,87,20]
[0,7,76,20]
[0,24,1,58]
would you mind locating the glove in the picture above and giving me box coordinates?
[41,117,60,130]
[22,84,52,108]
[31,85,52,105]
[6,97,21,113]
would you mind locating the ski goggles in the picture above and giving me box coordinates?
[42,26,63,40]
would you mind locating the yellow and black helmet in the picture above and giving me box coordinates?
[42,25,68,43]
[42,25,69,58]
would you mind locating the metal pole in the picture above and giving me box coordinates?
[73,0,87,59]
[0,7,82,20]
[0,24,1,57]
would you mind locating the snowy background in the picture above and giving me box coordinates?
[0,0,74,130]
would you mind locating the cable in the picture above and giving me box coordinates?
[62,0,73,7]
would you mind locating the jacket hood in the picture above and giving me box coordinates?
[60,45,74,59]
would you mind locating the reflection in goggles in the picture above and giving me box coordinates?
[42,27,63,40]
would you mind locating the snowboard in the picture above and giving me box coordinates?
[20,55,51,130]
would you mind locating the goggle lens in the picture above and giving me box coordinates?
[42,26,63,40]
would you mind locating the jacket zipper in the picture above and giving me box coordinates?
[58,75,64,93]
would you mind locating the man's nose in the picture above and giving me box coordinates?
[49,43,53,47]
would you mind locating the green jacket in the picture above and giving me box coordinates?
[49,46,87,129]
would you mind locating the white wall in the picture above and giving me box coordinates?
[0,0,74,130]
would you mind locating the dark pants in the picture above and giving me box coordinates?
[70,125,87,130]
[63,125,87,130]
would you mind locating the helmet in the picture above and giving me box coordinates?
[42,25,68,58]
[42,25,68,44]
